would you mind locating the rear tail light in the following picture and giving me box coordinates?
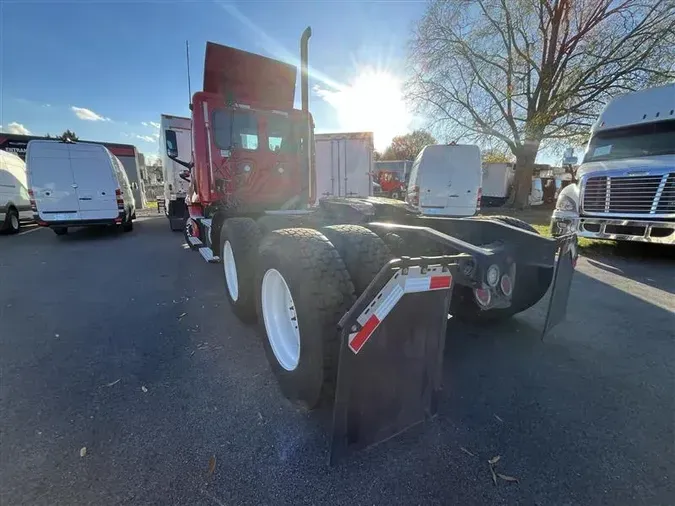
[500,274,513,297]
[115,188,124,210]
[474,287,492,307]
[476,187,482,210]
[28,189,37,212]
[408,185,420,206]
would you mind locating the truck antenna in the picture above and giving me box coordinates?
[186,40,193,110]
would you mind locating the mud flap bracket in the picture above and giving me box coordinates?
[329,255,461,465]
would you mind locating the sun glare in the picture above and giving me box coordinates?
[316,69,411,151]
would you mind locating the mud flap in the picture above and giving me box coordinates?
[329,256,460,465]
[542,234,577,339]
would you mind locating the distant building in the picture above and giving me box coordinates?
[0,133,147,208]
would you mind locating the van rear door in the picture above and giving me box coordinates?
[69,144,118,220]
[28,142,81,221]
[419,145,481,216]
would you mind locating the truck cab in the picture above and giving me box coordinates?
[187,40,314,217]
[551,84,675,245]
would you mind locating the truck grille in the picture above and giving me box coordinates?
[582,173,675,215]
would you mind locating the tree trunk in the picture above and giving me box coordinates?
[512,141,540,208]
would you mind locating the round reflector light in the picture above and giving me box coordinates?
[474,287,492,307]
[500,274,513,297]
[486,264,500,287]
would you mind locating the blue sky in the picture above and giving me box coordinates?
[0,0,426,159]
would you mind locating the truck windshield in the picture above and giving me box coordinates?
[213,109,259,151]
[584,119,675,163]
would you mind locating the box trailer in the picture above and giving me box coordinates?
[159,114,192,231]
[314,132,373,199]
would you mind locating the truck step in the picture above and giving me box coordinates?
[199,247,220,263]
[188,236,203,247]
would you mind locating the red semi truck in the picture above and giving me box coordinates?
[173,27,577,462]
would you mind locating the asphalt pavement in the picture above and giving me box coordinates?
[1,217,673,506]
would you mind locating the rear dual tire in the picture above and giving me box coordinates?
[256,228,356,409]
[221,222,389,408]
[219,218,262,322]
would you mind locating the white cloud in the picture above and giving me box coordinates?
[136,134,159,143]
[141,122,148,127]
[150,122,160,129]
[71,106,110,121]
[3,122,32,135]
[144,153,160,165]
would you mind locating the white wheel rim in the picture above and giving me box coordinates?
[223,241,239,301]
[261,268,300,371]
[11,214,19,230]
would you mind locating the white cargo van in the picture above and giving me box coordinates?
[406,144,482,217]
[26,140,136,236]
[314,132,373,199]
[0,150,32,234]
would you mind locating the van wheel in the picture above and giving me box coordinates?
[256,228,356,409]
[220,218,262,322]
[53,227,68,236]
[1,208,20,234]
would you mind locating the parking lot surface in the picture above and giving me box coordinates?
[1,217,673,505]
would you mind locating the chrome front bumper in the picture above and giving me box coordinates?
[551,211,675,245]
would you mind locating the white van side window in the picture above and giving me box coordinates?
[408,151,423,190]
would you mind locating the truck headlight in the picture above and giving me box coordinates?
[555,195,577,212]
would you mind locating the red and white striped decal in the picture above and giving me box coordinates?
[347,267,453,354]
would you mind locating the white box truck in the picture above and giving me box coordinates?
[314,132,373,199]
[551,83,675,245]
[481,163,514,207]
[160,114,192,231]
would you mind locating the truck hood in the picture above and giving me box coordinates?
[203,42,297,110]
[578,154,675,178]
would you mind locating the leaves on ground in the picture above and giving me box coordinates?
[105,379,120,387]
[141,386,148,393]
[79,447,87,457]
[488,455,501,465]
[207,455,216,477]
[178,312,187,320]
[498,473,519,483]
[460,446,475,457]
[494,414,503,423]
[489,463,498,486]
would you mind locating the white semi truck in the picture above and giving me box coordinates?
[159,114,192,231]
[551,84,675,245]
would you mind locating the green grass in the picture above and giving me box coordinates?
[145,200,158,210]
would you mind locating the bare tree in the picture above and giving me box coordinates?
[408,0,675,207]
